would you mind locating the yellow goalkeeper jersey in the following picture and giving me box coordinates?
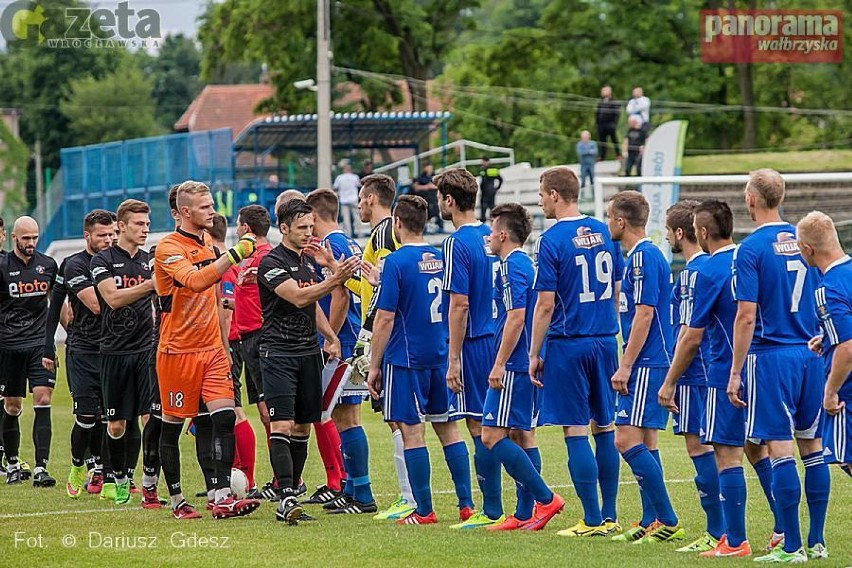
[347,216,399,324]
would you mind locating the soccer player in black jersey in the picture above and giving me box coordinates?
[0,216,58,486]
[91,200,156,505]
[44,210,115,498]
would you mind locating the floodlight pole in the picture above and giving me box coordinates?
[317,0,332,189]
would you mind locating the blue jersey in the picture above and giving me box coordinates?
[815,255,852,401]
[733,223,820,348]
[688,245,738,388]
[317,231,362,348]
[494,249,536,372]
[442,222,498,339]
[376,243,447,369]
[532,216,622,338]
[620,238,673,367]
[672,252,710,386]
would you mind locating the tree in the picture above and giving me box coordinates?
[198,0,480,113]
[0,120,29,217]
[60,67,163,145]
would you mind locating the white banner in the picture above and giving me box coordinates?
[640,120,689,262]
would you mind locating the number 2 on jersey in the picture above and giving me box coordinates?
[428,277,442,323]
[576,251,613,303]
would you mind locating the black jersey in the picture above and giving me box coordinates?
[257,244,320,356]
[63,250,101,353]
[0,250,58,350]
[91,245,153,355]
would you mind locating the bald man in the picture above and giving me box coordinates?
[799,212,851,479]
[0,217,59,486]
[275,190,306,216]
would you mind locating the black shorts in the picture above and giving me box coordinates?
[229,342,244,408]
[237,329,263,404]
[261,351,323,424]
[148,347,161,417]
[66,350,102,416]
[102,351,152,421]
[0,346,56,398]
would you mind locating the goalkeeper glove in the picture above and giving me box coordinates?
[348,329,372,385]
[227,234,256,265]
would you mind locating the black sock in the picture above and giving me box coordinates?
[210,408,236,491]
[2,409,20,463]
[142,416,162,479]
[270,433,293,492]
[124,419,141,481]
[0,409,5,462]
[193,414,216,491]
[98,422,114,481]
[70,416,96,467]
[90,421,105,469]
[290,434,310,491]
[159,420,184,497]
[32,405,52,469]
[106,427,127,480]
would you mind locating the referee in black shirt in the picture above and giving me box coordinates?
[257,199,359,524]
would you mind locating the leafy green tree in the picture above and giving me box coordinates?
[134,34,203,130]
[60,67,163,145]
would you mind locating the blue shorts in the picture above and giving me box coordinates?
[454,335,495,420]
[673,384,706,436]
[482,369,536,431]
[823,406,849,464]
[538,336,618,427]
[701,386,746,447]
[615,366,669,430]
[383,363,453,425]
[744,345,825,441]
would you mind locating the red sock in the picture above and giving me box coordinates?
[313,420,343,491]
[233,420,257,487]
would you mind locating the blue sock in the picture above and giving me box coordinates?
[404,447,432,517]
[442,441,474,510]
[638,448,664,526]
[493,438,552,504]
[565,435,603,526]
[622,444,678,527]
[594,431,619,522]
[339,431,354,497]
[802,451,830,547]
[473,435,503,519]
[719,466,747,547]
[339,426,372,503]
[771,457,802,553]
[692,451,724,540]
[752,456,783,534]
[515,447,541,521]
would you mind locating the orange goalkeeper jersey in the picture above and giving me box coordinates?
[154,228,223,354]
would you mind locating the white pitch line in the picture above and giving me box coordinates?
[0,475,757,520]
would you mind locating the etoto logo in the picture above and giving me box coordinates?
[9,279,49,297]
[113,274,147,288]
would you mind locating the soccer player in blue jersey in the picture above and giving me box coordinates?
[659,201,724,553]
[659,200,755,558]
[367,195,474,525]
[480,202,565,532]
[528,167,622,537]
[727,170,829,563]
[305,188,376,514]
[607,191,684,544]
[435,168,503,528]
[798,211,849,555]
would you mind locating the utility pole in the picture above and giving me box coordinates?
[316,0,332,188]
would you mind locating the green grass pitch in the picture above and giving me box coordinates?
[0,357,848,567]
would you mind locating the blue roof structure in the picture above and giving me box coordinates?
[233,110,452,153]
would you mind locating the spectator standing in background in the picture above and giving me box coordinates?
[358,161,374,180]
[626,87,651,132]
[576,131,598,198]
[333,163,361,238]
[412,163,443,233]
[624,116,647,176]
[478,157,504,222]
[595,85,621,160]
